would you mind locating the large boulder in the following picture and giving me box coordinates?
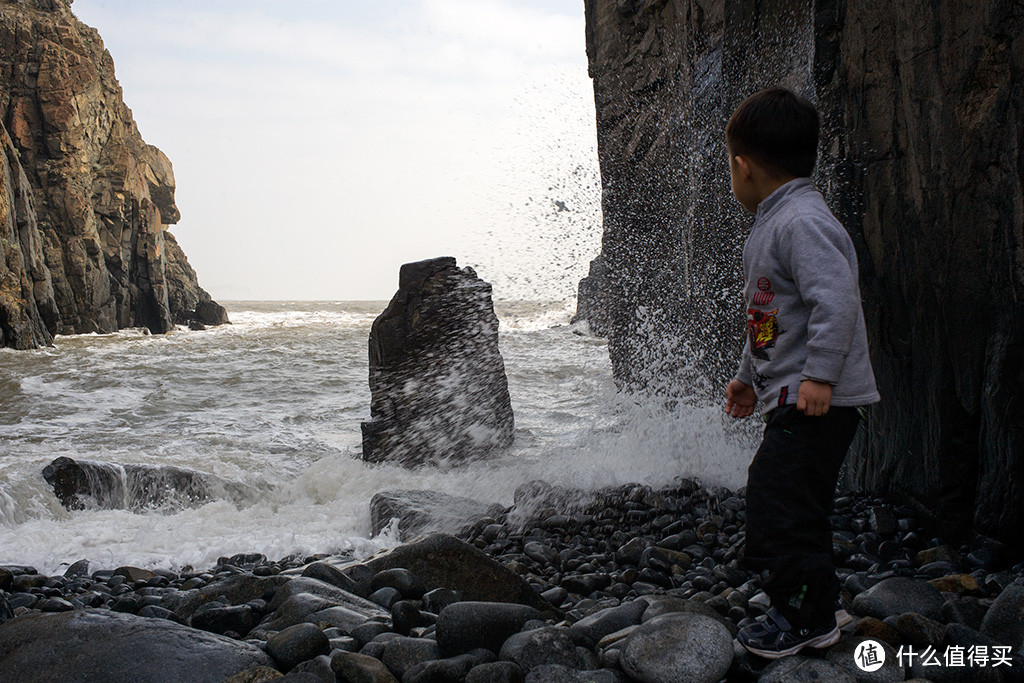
[42,456,257,512]
[341,534,559,618]
[580,0,1024,542]
[0,609,274,682]
[369,489,503,539]
[361,257,514,466]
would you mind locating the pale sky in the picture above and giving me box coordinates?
[72,0,602,302]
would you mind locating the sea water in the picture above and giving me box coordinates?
[0,301,754,574]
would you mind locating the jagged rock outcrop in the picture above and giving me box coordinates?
[581,0,1024,543]
[0,0,224,347]
[361,257,515,466]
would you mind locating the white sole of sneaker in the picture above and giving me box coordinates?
[741,625,842,660]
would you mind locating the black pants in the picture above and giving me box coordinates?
[742,404,860,630]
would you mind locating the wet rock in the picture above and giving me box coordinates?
[370,568,425,599]
[619,613,733,683]
[422,588,461,614]
[883,613,946,648]
[466,661,524,683]
[869,508,898,537]
[0,609,272,682]
[344,534,558,617]
[222,665,284,683]
[267,577,389,622]
[825,636,905,683]
[915,546,960,568]
[436,601,542,656]
[568,599,647,649]
[941,595,988,630]
[191,603,259,637]
[64,559,90,578]
[380,636,439,679]
[853,616,902,644]
[0,592,11,625]
[499,627,592,671]
[524,665,622,683]
[37,597,75,612]
[852,577,945,621]
[289,655,334,682]
[403,653,487,682]
[369,587,401,610]
[266,623,330,672]
[307,605,371,633]
[0,568,11,592]
[757,656,856,683]
[301,561,365,596]
[370,490,501,539]
[928,573,979,594]
[162,573,289,622]
[979,584,1024,650]
[43,456,255,512]
[361,257,515,466]
[330,651,398,683]
[641,595,738,637]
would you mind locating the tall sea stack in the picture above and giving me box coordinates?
[0,0,225,348]
[580,0,1023,543]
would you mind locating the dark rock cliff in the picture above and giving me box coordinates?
[0,0,225,348]
[580,0,1024,543]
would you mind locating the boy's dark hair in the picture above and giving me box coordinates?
[726,87,819,178]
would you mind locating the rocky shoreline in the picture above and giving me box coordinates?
[2,480,1023,682]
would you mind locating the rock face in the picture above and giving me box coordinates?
[42,456,256,511]
[0,0,224,348]
[361,257,514,466]
[580,0,1024,542]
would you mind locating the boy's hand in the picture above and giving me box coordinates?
[797,379,833,416]
[725,380,756,418]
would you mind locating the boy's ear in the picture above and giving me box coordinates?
[733,154,753,181]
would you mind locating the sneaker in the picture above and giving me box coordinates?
[737,607,841,659]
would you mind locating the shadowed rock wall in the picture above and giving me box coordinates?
[0,0,224,347]
[581,0,1024,543]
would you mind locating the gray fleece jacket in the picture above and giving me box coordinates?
[735,178,880,410]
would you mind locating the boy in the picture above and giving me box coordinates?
[723,87,880,659]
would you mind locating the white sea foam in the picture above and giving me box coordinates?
[0,300,756,574]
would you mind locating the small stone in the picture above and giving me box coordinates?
[757,655,855,683]
[266,623,330,672]
[64,559,90,579]
[853,616,902,644]
[568,599,647,648]
[350,621,394,646]
[403,654,480,682]
[222,665,287,683]
[928,573,979,594]
[37,597,75,612]
[436,601,542,656]
[523,542,558,567]
[421,588,461,614]
[370,569,425,600]
[390,600,422,636]
[914,545,959,568]
[368,587,401,610]
[825,636,905,683]
[883,612,946,648]
[620,613,732,683]
[380,636,439,679]
[524,665,621,682]
[191,604,258,637]
[330,651,398,683]
[852,577,945,621]
[941,595,987,630]
[466,661,524,683]
[290,654,334,682]
[114,566,158,583]
[499,627,591,671]
[301,562,365,597]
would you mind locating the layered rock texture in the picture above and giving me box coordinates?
[0,0,224,348]
[361,257,515,466]
[580,0,1024,542]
